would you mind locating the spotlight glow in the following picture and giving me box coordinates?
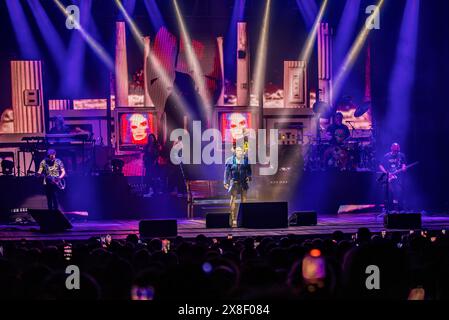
[299,0,328,63]
[53,0,114,70]
[115,0,189,117]
[252,0,272,102]
[332,0,384,103]
[115,0,144,49]
[173,0,211,115]
[385,0,420,144]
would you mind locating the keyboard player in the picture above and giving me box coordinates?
[49,115,71,134]
[48,115,90,136]
[47,115,92,173]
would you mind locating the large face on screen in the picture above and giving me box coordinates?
[129,114,149,143]
[229,113,248,140]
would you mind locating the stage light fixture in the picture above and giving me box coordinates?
[111,158,125,176]
[1,160,14,176]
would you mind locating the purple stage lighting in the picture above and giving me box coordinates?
[295,0,319,30]
[334,0,361,71]
[27,0,66,71]
[118,0,137,20]
[144,0,165,31]
[5,0,40,59]
[225,0,246,84]
[63,0,93,97]
[386,0,420,144]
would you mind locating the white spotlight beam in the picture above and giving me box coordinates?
[53,0,114,70]
[115,0,144,50]
[173,0,211,115]
[332,0,384,103]
[299,0,329,63]
[252,0,272,102]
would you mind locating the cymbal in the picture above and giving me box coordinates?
[354,101,371,117]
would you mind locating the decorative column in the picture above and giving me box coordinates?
[283,61,307,108]
[216,36,225,106]
[143,36,153,107]
[11,60,45,133]
[115,21,129,107]
[236,22,250,106]
[317,23,333,105]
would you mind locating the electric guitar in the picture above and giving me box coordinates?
[388,161,419,182]
[45,175,66,190]
[36,173,66,190]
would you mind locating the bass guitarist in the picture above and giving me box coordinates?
[379,143,406,211]
[37,149,66,210]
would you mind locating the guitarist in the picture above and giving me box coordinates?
[379,143,406,211]
[37,149,66,210]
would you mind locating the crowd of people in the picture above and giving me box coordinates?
[1,228,449,300]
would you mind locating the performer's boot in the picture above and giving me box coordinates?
[229,195,237,227]
[229,202,234,227]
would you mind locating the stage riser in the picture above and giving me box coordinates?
[0,176,188,220]
[1,172,384,219]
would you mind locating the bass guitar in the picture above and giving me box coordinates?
[388,161,419,182]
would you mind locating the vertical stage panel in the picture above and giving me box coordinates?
[11,60,45,133]
[217,37,225,106]
[48,99,71,111]
[143,36,153,107]
[283,61,307,108]
[115,22,129,107]
[317,23,333,104]
[237,22,250,106]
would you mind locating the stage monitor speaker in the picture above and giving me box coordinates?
[289,211,317,226]
[139,219,178,239]
[237,202,288,229]
[206,213,230,228]
[28,209,73,232]
[384,213,421,229]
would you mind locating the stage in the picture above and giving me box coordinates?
[1,212,449,242]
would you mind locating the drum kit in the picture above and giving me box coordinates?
[304,102,376,172]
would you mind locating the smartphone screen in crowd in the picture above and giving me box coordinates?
[302,251,326,283]
[162,239,170,253]
[63,243,72,261]
[131,285,155,300]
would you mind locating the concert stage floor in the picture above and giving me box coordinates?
[1,213,449,241]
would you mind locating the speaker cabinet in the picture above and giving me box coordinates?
[139,219,178,239]
[206,213,231,228]
[27,209,73,232]
[289,211,317,226]
[237,202,288,229]
[384,213,422,229]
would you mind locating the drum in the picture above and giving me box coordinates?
[323,145,349,170]
[359,144,376,170]
[344,141,361,170]
[304,142,329,171]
